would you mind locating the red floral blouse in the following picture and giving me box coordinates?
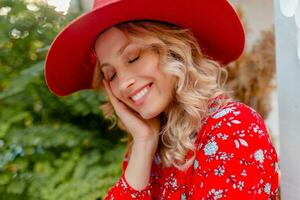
[104,100,279,199]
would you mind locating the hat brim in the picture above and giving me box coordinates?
[45,0,245,96]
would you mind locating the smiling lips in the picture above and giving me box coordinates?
[130,83,153,106]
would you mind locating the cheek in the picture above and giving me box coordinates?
[161,75,176,96]
[142,53,160,74]
[109,85,122,99]
[110,85,131,106]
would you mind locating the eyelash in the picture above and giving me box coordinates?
[109,55,140,81]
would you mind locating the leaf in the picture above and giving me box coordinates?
[239,139,249,147]
[231,120,241,124]
[6,178,26,195]
[0,62,44,100]
[234,139,240,149]
[0,173,11,185]
[0,112,30,138]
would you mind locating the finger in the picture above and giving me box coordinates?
[102,80,142,120]
[102,80,118,104]
[102,79,127,112]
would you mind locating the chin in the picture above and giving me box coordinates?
[140,109,161,120]
[139,100,171,119]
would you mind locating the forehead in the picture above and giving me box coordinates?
[94,27,130,60]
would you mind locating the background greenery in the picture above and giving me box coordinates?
[0,0,128,199]
[0,0,277,199]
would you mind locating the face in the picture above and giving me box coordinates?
[94,26,176,119]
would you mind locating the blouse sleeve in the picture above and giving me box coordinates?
[104,149,153,200]
[189,102,279,199]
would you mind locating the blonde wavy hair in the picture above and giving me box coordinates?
[92,21,233,171]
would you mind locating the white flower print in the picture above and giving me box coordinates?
[130,193,137,198]
[204,141,218,155]
[217,133,229,140]
[219,152,233,161]
[264,183,271,194]
[171,177,177,188]
[165,175,179,191]
[194,160,199,169]
[214,166,225,176]
[252,124,264,136]
[234,138,249,149]
[233,110,241,116]
[254,149,265,163]
[237,181,245,191]
[154,153,161,165]
[275,162,280,173]
[220,153,227,160]
[211,121,222,130]
[226,118,241,127]
[181,193,187,200]
[241,169,247,177]
[221,134,229,140]
[212,107,235,119]
[220,153,228,160]
[208,189,224,199]
[258,188,262,194]
[253,125,259,133]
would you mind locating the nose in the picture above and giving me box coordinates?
[117,66,137,97]
[119,76,136,96]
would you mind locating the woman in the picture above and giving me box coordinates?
[44,0,279,199]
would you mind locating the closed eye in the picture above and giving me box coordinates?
[129,56,139,63]
[109,55,140,81]
[109,73,116,81]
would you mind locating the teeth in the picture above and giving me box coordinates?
[131,86,149,101]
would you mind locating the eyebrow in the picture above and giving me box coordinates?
[99,41,131,69]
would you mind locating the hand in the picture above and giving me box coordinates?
[102,79,161,144]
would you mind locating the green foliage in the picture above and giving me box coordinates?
[0,0,127,199]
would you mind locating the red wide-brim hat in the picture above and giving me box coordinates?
[45,0,245,96]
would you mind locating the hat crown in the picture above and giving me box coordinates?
[93,0,122,9]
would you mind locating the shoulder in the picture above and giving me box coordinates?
[205,100,269,137]
[198,100,275,155]
[209,100,262,122]
[191,101,279,197]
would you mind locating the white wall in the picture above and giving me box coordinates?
[274,0,300,199]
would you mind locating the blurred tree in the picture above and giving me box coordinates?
[0,0,127,199]
[76,0,84,12]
